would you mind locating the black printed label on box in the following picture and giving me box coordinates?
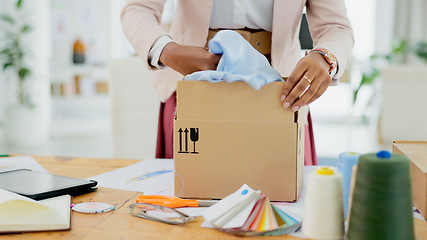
[177,128,199,154]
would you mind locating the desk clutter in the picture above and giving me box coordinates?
[300,151,415,240]
[0,156,103,233]
[0,152,422,238]
[199,151,416,239]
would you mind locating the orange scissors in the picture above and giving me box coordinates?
[136,195,217,209]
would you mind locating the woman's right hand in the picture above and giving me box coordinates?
[159,42,221,76]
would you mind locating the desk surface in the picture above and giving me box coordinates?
[2,155,427,240]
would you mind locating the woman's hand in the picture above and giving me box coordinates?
[159,42,221,76]
[280,52,333,112]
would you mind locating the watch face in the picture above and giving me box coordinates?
[325,52,337,65]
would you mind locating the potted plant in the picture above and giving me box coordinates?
[353,39,427,105]
[353,38,427,143]
[0,0,49,144]
[352,39,409,105]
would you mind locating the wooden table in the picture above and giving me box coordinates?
[2,155,427,239]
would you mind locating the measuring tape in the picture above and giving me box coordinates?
[72,202,115,213]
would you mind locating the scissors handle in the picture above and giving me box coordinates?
[136,195,199,208]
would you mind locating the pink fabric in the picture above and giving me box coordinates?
[155,93,317,165]
[155,92,176,159]
[304,111,318,165]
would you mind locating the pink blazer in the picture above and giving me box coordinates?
[121,0,354,102]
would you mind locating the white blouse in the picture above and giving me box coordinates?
[209,0,273,31]
[148,0,274,69]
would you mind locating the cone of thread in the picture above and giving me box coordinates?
[302,167,344,239]
[337,152,360,218]
[347,152,414,240]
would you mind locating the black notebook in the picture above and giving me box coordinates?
[0,169,97,200]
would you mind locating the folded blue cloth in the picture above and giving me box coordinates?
[184,30,283,90]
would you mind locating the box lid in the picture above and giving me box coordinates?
[176,81,295,122]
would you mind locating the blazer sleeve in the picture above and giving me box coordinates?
[121,0,169,70]
[306,0,355,79]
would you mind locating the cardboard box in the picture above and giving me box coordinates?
[393,141,427,218]
[174,81,305,201]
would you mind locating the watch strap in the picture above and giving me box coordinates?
[306,48,338,74]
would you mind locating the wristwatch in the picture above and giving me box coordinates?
[307,48,338,76]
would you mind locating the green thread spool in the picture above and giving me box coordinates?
[347,151,414,240]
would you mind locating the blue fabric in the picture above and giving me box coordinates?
[184,30,282,90]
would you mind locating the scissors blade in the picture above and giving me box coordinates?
[196,200,218,207]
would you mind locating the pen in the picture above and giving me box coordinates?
[0,155,10,157]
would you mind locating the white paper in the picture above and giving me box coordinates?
[201,220,215,228]
[87,159,175,195]
[202,184,260,227]
[0,156,48,173]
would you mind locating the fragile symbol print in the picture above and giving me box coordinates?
[178,128,199,154]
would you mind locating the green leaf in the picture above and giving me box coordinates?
[21,24,32,33]
[369,54,380,60]
[3,62,14,70]
[17,0,23,9]
[391,39,408,56]
[415,42,427,62]
[361,69,380,86]
[352,89,359,104]
[353,69,380,104]
[0,15,15,24]
[18,68,31,80]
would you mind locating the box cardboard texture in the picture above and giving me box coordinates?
[393,141,427,218]
[174,81,306,201]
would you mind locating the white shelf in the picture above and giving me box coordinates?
[51,94,111,137]
[52,94,111,118]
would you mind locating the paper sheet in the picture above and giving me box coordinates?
[0,156,48,173]
[87,159,175,195]
[87,158,213,217]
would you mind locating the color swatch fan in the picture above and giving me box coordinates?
[202,184,301,236]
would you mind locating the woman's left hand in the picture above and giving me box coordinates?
[280,52,333,112]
